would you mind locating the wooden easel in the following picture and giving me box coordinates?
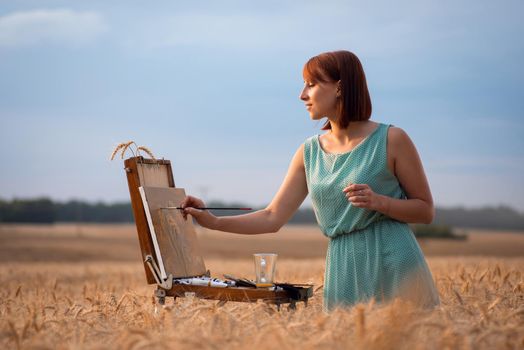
[123,156,313,310]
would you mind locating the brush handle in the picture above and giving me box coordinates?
[161,207,252,210]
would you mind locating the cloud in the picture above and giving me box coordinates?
[0,9,107,47]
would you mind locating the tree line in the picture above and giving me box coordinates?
[1,197,523,231]
[0,198,131,223]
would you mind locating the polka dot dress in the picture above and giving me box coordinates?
[303,123,440,312]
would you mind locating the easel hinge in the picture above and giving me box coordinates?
[145,255,173,289]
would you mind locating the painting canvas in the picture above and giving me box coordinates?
[139,186,207,279]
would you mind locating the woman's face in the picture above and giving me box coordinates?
[299,76,339,121]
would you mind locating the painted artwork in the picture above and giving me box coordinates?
[139,186,207,279]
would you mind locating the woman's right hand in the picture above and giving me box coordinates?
[179,195,219,229]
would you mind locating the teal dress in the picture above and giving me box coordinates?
[303,122,440,312]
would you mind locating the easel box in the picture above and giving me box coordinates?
[123,156,313,305]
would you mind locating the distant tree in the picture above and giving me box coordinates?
[0,197,55,223]
[435,205,524,230]
[54,200,133,222]
[410,224,467,240]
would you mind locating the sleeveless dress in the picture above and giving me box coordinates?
[303,122,440,312]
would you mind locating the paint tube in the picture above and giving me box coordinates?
[173,276,230,288]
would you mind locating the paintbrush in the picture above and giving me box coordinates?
[161,207,252,210]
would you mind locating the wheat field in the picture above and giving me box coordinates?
[1,224,523,349]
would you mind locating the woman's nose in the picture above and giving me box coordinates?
[299,88,308,101]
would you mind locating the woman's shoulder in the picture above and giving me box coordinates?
[385,124,417,155]
[386,124,408,139]
[304,134,319,143]
[386,125,412,143]
[303,134,320,149]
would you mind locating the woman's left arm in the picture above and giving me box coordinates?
[343,127,435,224]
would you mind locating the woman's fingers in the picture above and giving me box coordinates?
[180,195,205,208]
[179,196,191,209]
[344,187,368,198]
[344,183,372,207]
[180,195,205,220]
[343,183,383,211]
[347,193,368,202]
[183,207,203,217]
[178,195,218,229]
[182,206,217,229]
[343,183,368,193]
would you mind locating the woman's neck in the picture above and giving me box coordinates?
[328,120,371,142]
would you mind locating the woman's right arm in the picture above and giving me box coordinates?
[181,144,308,234]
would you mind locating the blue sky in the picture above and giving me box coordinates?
[1,0,523,211]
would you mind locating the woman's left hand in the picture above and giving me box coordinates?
[343,183,384,211]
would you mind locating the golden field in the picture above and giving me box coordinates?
[1,224,523,349]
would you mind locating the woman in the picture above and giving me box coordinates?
[181,50,440,312]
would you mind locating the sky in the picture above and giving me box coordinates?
[0,0,523,211]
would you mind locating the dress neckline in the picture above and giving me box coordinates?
[316,123,383,156]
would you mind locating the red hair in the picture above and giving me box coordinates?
[303,50,372,129]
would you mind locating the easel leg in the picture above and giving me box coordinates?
[155,288,167,305]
